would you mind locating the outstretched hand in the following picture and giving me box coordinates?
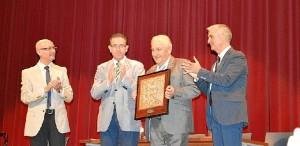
[181,56,201,79]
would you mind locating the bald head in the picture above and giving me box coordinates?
[35,39,54,50]
[35,39,56,64]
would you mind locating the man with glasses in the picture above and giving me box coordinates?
[21,39,73,146]
[91,33,145,146]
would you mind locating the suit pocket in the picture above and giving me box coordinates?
[172,102,191,112]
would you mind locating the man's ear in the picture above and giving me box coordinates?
[168,47,172,54]
[108,45,112,53]
[36,50,41,56]
[125,45,129,53]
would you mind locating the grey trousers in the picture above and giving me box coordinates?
[149,117,188,146]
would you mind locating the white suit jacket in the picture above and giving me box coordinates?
[91,58,145,132]
[21,63,73,136]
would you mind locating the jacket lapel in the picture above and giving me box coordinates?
[219,48,233,70]
[167,56,175,70]
[33,64,47,86]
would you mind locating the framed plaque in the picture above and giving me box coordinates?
[135,69,171,120]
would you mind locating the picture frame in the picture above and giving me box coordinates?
[135,69,171,120]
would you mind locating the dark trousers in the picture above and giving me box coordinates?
[30,111,66,146]
[100,107,139,146]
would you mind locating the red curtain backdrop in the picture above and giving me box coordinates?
[0,0,299,145]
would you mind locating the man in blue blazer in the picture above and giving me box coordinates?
[182,24,248,146]
[91,33,145,146]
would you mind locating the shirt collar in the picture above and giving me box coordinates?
[113,56,126,66]
[218,45,231,61]
[157,56,170,70]
[37,61,53,71]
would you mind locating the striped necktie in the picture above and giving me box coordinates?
[115,62,120,81]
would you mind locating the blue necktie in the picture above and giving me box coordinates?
[158,65,166,71]
[45,66,51,109]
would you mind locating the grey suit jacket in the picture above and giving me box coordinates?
[21,63,73,136]
[145,56,200,138]
[195,48,248,128]
[91,58,145,132]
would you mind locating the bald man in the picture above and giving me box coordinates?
[21,39,73,146]
[143,35,200,146]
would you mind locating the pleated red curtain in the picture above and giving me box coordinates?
[0,0,299,145]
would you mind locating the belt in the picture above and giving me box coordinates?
[45,109,55,114]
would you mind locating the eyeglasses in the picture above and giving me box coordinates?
[110,44,126,49]
[39,46,57,51]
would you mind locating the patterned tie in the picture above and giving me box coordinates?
[45,66,51,109]
[115,62,120,81]
[158,65,166,71]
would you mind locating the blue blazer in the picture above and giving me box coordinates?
[195,48,248,128]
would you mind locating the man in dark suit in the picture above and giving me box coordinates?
[182,24,248,146]
[144,35,200,146]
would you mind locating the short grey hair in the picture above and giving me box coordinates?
[207,24,232,42]
[151,35,172,48]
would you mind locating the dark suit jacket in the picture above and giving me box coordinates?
[195,48,248,128]
[145,56,200,139]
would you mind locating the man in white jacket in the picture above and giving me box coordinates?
[21,39,73,146]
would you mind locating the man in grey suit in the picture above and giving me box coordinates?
[182,24,248,146]
[145,35,200,146]
[21,39,73,146]
[91,33,145,146]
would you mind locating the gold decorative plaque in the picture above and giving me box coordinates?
[135,69,170,120]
